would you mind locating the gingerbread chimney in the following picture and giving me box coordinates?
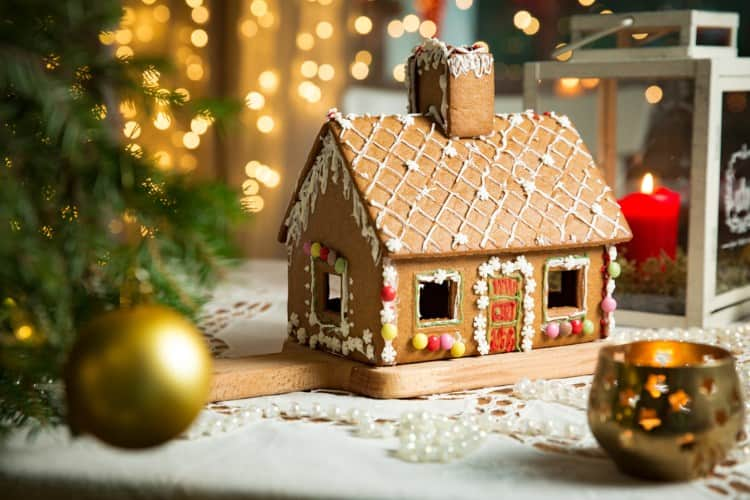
[406,39,495,138]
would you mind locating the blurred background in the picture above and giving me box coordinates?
[109,0,750,259]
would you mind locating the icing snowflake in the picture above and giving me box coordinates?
[591,203,603,215]
[473,314,487,330]
[296,328,307,344]
[433,269,449,284]
[478,262,493,278]
[416,186,433,201]
[381,343,396,364]
[444,143,457,158]
[473,280,488,295]
[476,185,490,201]
[362,328,373,344]
[380,308,396,324]
[382,265,398,284]
[398,114,415,126]
[405,160,420,172]
[556,114,571,128]
[453,233,468,247]
[519,179,536,196]
[476,295,490,309]
[385,238,404,253]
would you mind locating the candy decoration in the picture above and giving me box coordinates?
[582,319,595,336]
[381,323,397,341]
[601,296,617,313]
[607,261,621,279]
[570,319,583,335]
[450,341,466,358]
[311,242,321,258]
[303,241,312,256]
[412,333,428,350]
[427,335,440,352]
[559,321,573,336]
[327,250,337,266]
[381,285,397,302]
[334,257,347,274]
[319,246,329,261]
[545,322,560,339]
[440,333,454,351]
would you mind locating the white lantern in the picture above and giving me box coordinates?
[524,10,750,327]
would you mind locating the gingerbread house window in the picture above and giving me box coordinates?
[415,270,462,326]
[544,256,589,321]
[325,273,342,313]
[312,257,347,329]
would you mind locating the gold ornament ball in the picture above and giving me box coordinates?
[65,305,212,449]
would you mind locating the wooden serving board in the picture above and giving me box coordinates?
[209,341,603,401]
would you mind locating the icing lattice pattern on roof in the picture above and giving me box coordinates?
[326,110,631,257]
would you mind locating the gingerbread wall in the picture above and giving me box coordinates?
[286,150,384,365]
[389,247,607,365]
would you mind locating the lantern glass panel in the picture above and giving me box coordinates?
[534,77,693,315]
[717,91,750,295]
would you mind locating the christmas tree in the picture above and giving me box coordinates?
[0,0,241,434]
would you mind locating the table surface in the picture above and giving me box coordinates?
[1,260,748,500]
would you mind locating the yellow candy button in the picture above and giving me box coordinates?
[412,333,428,350]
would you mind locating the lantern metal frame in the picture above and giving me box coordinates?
[523,10,750,328]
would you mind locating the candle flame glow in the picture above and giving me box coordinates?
[641,173,654,195]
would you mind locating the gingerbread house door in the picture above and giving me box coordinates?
[488,276,522,353]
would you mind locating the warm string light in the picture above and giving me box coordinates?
[109,1,215,172]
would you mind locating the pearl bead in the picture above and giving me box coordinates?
[265,404,280,418]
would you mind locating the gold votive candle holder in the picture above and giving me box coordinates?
[588,341,744,481]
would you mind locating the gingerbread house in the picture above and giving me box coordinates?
[279,39,632,367]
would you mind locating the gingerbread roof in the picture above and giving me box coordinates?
[280,110,631,259]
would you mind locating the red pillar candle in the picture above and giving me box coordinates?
[618,173,680,264]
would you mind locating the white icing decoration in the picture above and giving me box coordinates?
[386,238,403,253]
[287,312,300,334]
[398,114,416,126]
[405,160,420,172]
[474,256,535,355]
[604,245,618,333]
[591,203,603,215]
[476,185,490,201]
[444,143,457,157]
[283,131,381,264]
[379,258,399,365]
[453,233,468,247]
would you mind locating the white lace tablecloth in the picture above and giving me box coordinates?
[1,260,749,500]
